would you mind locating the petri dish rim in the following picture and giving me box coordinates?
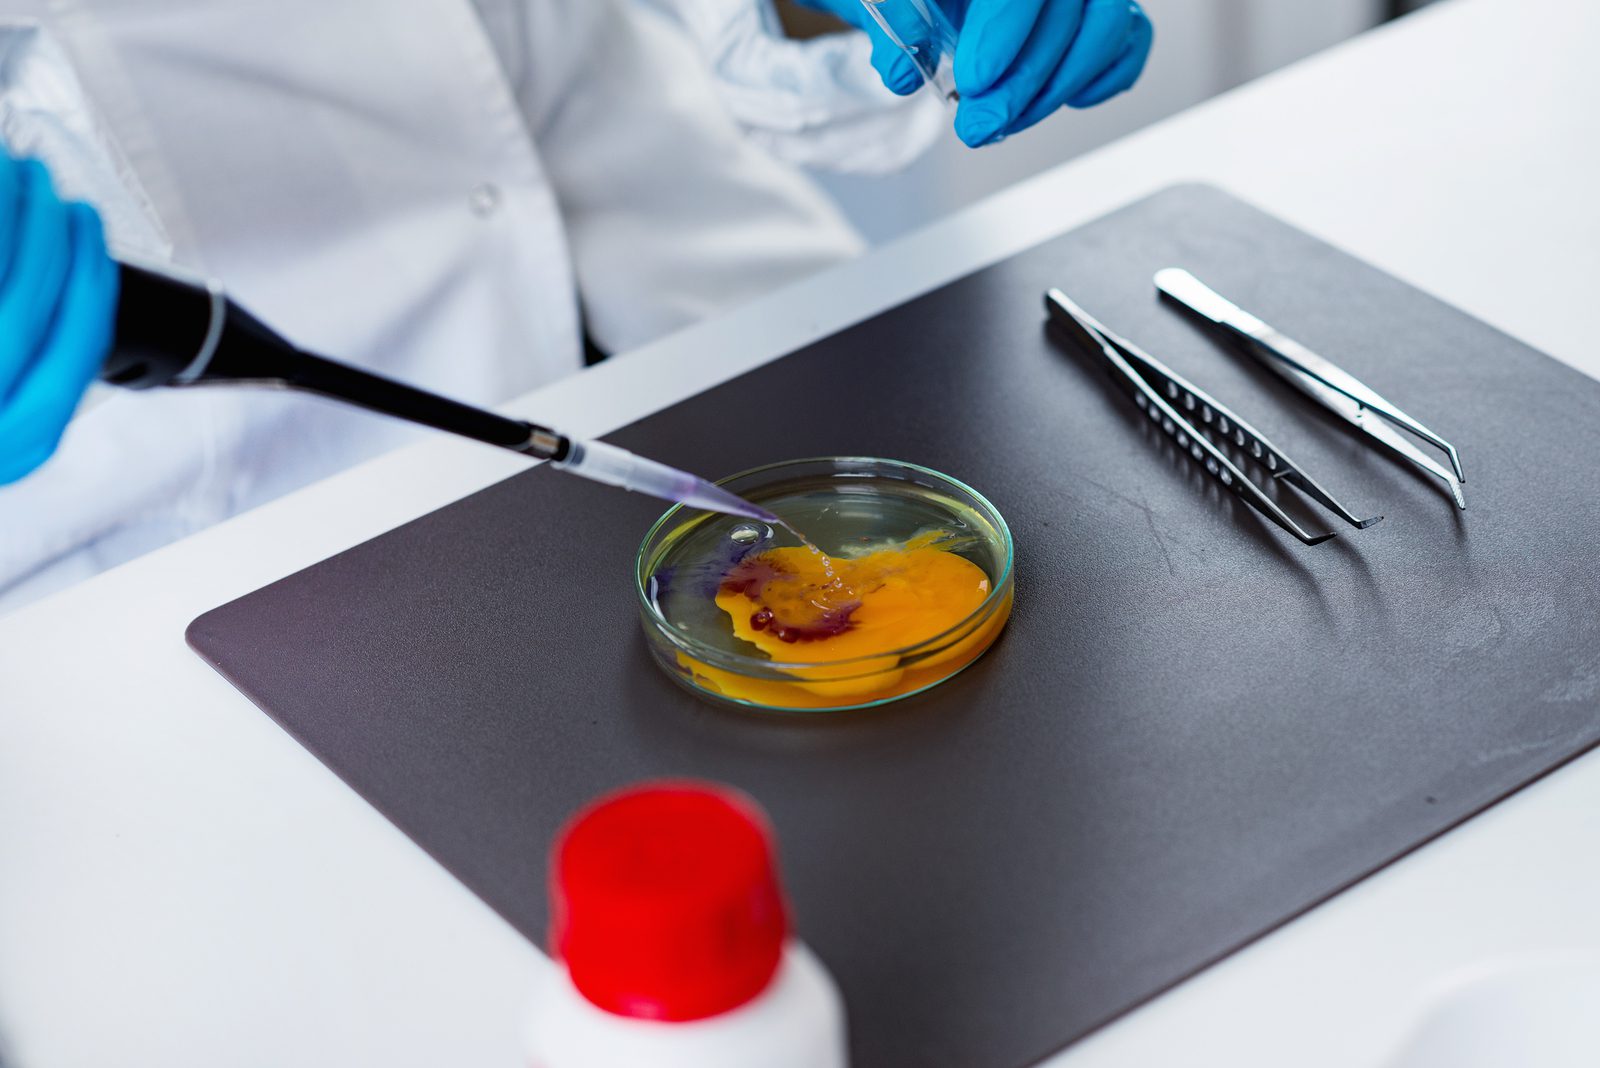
[652,639,1005,714]
[634,456,1015,677]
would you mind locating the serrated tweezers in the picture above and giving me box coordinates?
[1154,269,1465,509]
[1046,288,1382,547]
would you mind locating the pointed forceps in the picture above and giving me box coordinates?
[1155,269,1465,509]
[1046,288,1382,547]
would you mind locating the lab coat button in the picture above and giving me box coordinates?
[469,182,502,217]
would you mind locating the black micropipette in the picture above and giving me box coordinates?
[101,261,777,522]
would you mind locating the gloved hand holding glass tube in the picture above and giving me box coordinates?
[801,0,1153,147]
[0,149,119,484]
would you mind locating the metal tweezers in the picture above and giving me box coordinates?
[1046,287,1382,546]
[1154,268,1466,509]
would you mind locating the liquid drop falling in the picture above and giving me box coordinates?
[774,519,844,594]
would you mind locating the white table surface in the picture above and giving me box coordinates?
[3,0,1598,1064]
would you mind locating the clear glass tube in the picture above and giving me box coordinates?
[858,0,960,103]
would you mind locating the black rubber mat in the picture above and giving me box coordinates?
[189,185,1600,1068]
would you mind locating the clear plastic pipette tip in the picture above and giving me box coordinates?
[553,438,778,523]
[676,478,782,523]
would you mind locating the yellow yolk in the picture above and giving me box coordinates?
[675,533,1010,706]
[718,542,989,661]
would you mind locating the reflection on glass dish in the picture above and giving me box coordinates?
[636,458,1014,712]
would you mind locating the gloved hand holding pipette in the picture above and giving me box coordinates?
[0,148,759,525]
[0,150,119,484]
[801,0,1153,147]
[1,144,767,522]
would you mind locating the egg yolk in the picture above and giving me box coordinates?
[717,536,990,661]
[675,532,1010,707]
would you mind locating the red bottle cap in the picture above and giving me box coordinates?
[549,780,790,1022]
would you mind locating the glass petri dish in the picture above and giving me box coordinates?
[635,457,1014,713]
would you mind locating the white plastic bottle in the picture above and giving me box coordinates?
[527,780,848,1068]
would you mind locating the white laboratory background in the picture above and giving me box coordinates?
[818,0,1404,242]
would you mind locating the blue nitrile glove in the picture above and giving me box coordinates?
[804,0,1153,148]
[0,148,119,484]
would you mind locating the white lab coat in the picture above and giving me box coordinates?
[0,0,931,612]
